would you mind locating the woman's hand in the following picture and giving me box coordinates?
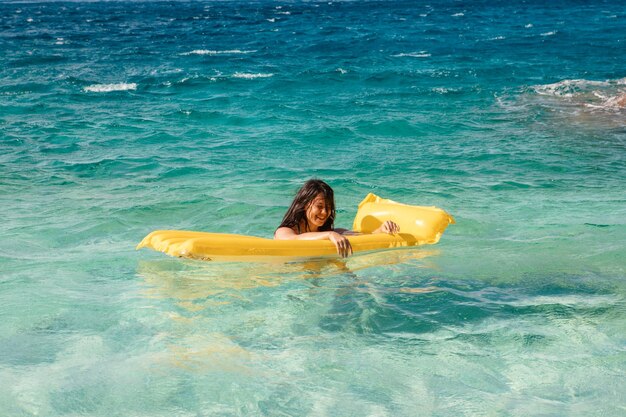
[374,220,400,235]
[328,231,353,258]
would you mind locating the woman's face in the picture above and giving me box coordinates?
[305,193,329,231]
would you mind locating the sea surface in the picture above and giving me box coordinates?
[1,0,625,415]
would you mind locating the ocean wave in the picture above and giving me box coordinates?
[530,78,626,111]
[174,71,223,85]
[181,49,256,56]
[501,294,619,308]
[532,79,609,97]
[232,72,274,79]
[83,83,137,93]
[392,52,431,58]
[431,87,463,94]
[541,31,557,36]
[584,93,626,110]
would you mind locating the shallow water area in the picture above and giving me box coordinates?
[1,0,626,415]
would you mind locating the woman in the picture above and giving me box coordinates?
[274,179,399,257]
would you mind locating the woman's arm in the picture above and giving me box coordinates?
[274,227,353,257]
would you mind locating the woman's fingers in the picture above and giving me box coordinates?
[340,238,352,257]
[330,232,352,257]
[338,242,347,257]
[383,221,400,234]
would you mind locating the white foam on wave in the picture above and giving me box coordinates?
[532,79,609,97]
[541,31,556,36]
[176,71,223,84]
[393,52,431,58]
[587,92,626,109]
[432,87,462,94]
[176,71,216,84]
[232,72,274,79]
[181,49,256,56]
[84,83,137,93]
[530,77,626,111]
[501,294,620,308]
[452,12,464,17]
[488,36,506,41]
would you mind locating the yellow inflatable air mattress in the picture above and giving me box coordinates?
[137,193,454,261]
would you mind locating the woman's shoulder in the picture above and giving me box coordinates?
[274,225,298,239]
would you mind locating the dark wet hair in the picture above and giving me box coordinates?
[279,179,336,233]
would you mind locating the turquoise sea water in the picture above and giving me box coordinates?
[1,0,625,415]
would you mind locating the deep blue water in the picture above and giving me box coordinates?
[1,1,625,415]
